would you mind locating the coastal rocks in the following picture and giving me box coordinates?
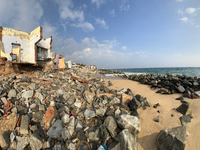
[117,114,140,135]
[0,68,154,150]
[47,119,63,139]
[104,116,118,138]
[157,126,187,150]
[116,129,137,150]
[176,103,192,115]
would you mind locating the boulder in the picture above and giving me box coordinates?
[83,90,95,104]
[176,103,192,115]
[117,114,140,135]
[116,129,137,150]
[104,116,118,138]
[84,109,96,120]
[0,132,10,150]
[177,85,185,93]
[157,126,187,150]
[47,119,63,139]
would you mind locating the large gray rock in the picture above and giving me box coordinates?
[116,129,137,150]
[85,126,100,141]
[75,119,83,132]
[109,97,120,105]
[61,127,70,141]
[157,126,187,150]
[95,108,107,116]
[177,86,185,93]
[83,90,95,104]
[117,114,140,135]
[22,90,34,99]
[47,120,63,139]
[84,109,96,120]
[104,116,117,138]
[30,132,43,150]
[194,91,200,97]
[108,141,120,150]
[16,136,30,150]
[177,103,192,115]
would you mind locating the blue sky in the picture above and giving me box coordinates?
[0,0,200,69]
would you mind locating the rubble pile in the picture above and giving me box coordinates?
[0,68,151,150]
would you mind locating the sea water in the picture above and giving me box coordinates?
[112,67,200,77]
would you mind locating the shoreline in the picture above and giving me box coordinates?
[104,78,199,150]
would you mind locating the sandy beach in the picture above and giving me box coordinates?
[105,78,200,150]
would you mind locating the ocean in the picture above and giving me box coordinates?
[112,67,200,77]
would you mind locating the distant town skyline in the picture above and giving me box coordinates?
[0,0,200,69]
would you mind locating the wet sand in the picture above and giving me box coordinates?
[105,78,200,150]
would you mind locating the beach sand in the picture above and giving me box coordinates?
[104,78,200,150]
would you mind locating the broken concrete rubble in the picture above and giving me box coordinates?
[0,67,154,150]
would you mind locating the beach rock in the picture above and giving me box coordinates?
[22,90,34,99]
[109,97,120,105]
[0,112,18,134]
[84,109,96,120]
[8,89,17,98]
[179,115,192,126]
[61,128,70,141]
[140,97,151,107]
[122,93,132,104]
[20,115,29,135]
[108,141,120,150]
[16,136,30,150]
[117,114,140,135]
[104,116,118,138]
[16,105,28,115]
[177,85,185,93]
[176,103,192,115]
[131,110,140,119]
[83,90,95,104]
[128,97,141,111]
[153,116,160,122]
[157,126,187,150]
[85,126,100,141]
[153,103,160,108]
[47,119,63,139]
[194,91,200,97]
[0,132,10,150]
[96,108,107,116]
[44,106,57,130]
[116,129,137,150]
[157,88,170,94]
[30,132,43,150]
[176,96,184,100]
[75,119,83,132]
[68,116,75,136]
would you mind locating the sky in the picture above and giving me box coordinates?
[0,0,200,69]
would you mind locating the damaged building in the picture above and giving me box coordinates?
[0,26,56,66]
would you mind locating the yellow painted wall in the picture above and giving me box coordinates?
[2,27,29,40]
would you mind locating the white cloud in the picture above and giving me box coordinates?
[185,8,196,14]
[196,25,199,28]
[0,0,43,32]
[42,22,57,39]
[95,18,108,29]
[176,0,183,2]
[91,0,106,8]
[120,5,130,11]
[122,46,127,50]
[177,9,183,15]
[55,0,84,22]
[180,17,188,22]
[71,22,95,32]
[109,9,115,17]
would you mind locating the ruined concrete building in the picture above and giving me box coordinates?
[0,26,56,66]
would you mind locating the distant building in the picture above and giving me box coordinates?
[0,26,56,66]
